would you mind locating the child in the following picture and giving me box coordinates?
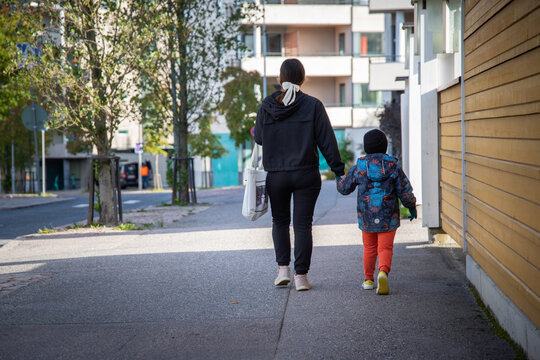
[336,129,416,295]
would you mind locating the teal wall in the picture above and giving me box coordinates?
[212,130,345,187]
[212,134,239,187]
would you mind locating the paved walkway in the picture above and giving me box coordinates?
[0,183,516,359]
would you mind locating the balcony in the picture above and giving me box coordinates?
[242,55,352,77]
[368,56,408,91]
[368,0,414,13]
[326,106,352,128]
[254,4,352,26]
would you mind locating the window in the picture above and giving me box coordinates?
[353,33,382,56]
[339,33,345,55]
[339,84,346,106]
[266,34,282,56]
[241,33,254,57]
[353,84,383,107]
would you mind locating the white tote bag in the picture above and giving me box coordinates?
[242,144,268,221]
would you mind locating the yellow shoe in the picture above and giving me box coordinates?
[362,280,374,290]
[376,271,389,295]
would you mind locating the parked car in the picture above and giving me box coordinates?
[119,161,153,189]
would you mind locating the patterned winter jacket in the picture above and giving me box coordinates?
[336,153,416,233]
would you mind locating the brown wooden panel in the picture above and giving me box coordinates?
[442,199,463,227]
[466,176,540,231]
[466,137,540,167]
[467,196,540,269]
[465,100,540,121]
[441,155,462,174]
[465,0,538,51]
[441,136,461,152]
[440,114,461,124]
[440,149,462,160]
[465,8,540,73]
[441,122,461,137]
[465,0,482,15]
[441,214,463,247]
[442,168,462,190]
[466,235,540,328]
[441,184,462,211]
[465,74,540,113]
[441,98,461,118]
[466,46,540,97]
[440,84,461,104]
[465,0,510,38]
[465,153,540,180]
[465,34,540,80]
[466,160,540,204]
[466,115,540,139]
[467,217,540,297]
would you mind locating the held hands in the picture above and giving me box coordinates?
[408,207,417,221]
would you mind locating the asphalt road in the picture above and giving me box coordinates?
[0,190,178,240]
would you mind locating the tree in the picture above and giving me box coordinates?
[0,2,48,193]
[32,1,158,225]
[142,0,256,203]
[377,99,402,163]
[219,67,261,148]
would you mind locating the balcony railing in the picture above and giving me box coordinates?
[250,0,368,5]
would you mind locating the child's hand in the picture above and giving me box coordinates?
[408,207,417,221]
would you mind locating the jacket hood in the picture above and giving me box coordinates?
[260,90,307,121]
[357,153,398,182]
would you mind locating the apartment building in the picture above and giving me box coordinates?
[214,0,405,178]
[374,0,539,357]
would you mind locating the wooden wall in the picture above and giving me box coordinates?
[439,0,540,329]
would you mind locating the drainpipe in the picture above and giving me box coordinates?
[460,0,467,252]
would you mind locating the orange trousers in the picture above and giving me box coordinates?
[362,230,397,280]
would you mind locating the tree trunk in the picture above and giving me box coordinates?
[97,158,116,225]
[173,0,190,204]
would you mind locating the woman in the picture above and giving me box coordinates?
[254,58,344,291]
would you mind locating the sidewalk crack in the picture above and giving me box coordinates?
[273,284,292,360]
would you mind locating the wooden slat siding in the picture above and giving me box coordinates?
[466,161,540,204]
[466,235,540,328]
[465,153,540,180]
[466,46,540,97]
[440,136,461,153]
[465,100,540,121]
[466,137,540,167]
[467,195,540,268]
[465,34,540,81]
[465,0,482,15]
[467,217,540,297]
[465,6,540,75]
[466,115,540,139]
[439,81,463,245]
[464,0,512,41]
[465,0,537,53]
[466,176,540,232]
[465,73,540,113]
[441,214,464,247]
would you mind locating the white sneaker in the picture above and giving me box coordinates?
[376,271,389,295]
[294,274,312,291]
[274,266,291,286]
[362,280,374,290]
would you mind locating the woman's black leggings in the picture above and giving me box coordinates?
[266,167,321,275]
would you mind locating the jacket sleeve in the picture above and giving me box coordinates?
[314,101,345,176]
[254,106,263,145]
[336,166,358,195]
[395,166,416,210]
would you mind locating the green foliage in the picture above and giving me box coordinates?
[113,222,142,231]
[38,227,57,234]
[377,100,402,162]
[188,113,227,159]
[219,67,261,147]
[338,136,355,168]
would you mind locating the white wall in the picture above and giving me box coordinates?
[352,6,385,33]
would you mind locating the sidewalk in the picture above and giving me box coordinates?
[0,183,516,359]
[0,192,78,211]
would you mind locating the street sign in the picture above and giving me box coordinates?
[135,143,144,153]
[21,104,48,131]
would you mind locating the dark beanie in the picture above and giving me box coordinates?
[364,129,388,154]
